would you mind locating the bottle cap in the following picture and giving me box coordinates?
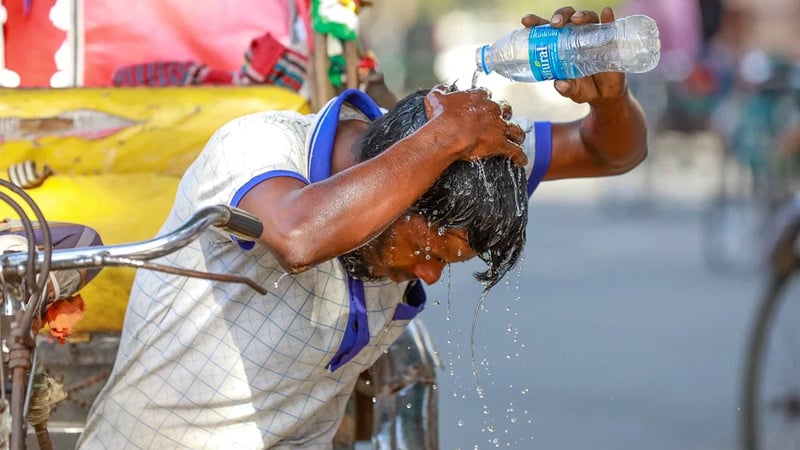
[476,45,491,75]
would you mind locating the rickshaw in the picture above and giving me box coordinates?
[0,1,439,448]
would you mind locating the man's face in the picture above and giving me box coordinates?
[345,214,477,285]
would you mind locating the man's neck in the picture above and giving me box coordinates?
[331,119,369,175]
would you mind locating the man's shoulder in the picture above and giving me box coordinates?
[200,109,315,159]
[220,109,315,135]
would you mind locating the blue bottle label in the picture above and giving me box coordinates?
[528,25,567,81]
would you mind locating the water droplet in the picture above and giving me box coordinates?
[414,250,421,255]
[272,272,290,289]
[487,425,495,433]
[457,419,464,427]
[364,380,371,386]
[472,69,482,89]
[406,403,413,409]
[438,226,446,236]
[433,299,441,306]
[425,254,431,260]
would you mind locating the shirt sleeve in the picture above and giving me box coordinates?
[512,117,553,198]
[173,111,310,247]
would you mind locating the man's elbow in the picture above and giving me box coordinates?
[608,144,648,175]
[267,228,317,275]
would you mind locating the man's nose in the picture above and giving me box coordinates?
[413,261,445,285]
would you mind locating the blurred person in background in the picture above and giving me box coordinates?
[402,14,439,93]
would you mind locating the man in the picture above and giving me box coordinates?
[79,6,647,449]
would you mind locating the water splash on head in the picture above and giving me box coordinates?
[415,156,528,289]
[356,89,528,289]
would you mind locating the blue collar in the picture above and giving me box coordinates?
[308,90,384,372]
[307,88,383,183]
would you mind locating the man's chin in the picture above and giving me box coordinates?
[340,250,387,282]
[350,273,389,283]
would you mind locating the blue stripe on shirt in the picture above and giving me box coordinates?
[230,170,309,250]
[528,121,553,197]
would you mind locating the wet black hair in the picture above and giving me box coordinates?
[355,89,528,289]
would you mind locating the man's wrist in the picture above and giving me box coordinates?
[588,85,631,113]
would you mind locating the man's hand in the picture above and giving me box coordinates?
[423,85,528,166]
[521,6,628,105]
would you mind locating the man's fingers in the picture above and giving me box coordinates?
[521,13,549,28]
[550,6,576,27]
[504,142,528,167]
[600,7,615,23]
[569,10,599,25]
[429,84,449,95]
[498,100,513,120]
[424,86,449,119]
[554,80,574,97]
[505,121,526,146]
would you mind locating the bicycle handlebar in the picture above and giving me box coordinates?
[0,204,264,281]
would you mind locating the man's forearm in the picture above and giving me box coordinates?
[580,88,648,175]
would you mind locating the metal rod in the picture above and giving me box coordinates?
[111,257,267,295]
[1,205,231,278]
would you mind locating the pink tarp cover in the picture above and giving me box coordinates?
[4,0,298,87]
[82,0,294,86]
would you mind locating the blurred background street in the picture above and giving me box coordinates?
[416,136,763,450]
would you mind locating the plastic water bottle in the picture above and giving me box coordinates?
[475,15,661,82]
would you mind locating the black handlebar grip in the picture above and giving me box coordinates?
[224,206,264,241]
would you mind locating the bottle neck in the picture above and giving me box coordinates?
[477,45,491,75]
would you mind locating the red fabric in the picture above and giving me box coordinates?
[248,33,288,77]
[43,294,86,345]
[4,0,65,87]
[82,0,294,86]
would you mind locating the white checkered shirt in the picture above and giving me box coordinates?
[78,97,546,449]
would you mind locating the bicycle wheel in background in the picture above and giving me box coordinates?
[741,273,800,450]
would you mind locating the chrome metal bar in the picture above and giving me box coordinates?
[0,205,230,278]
